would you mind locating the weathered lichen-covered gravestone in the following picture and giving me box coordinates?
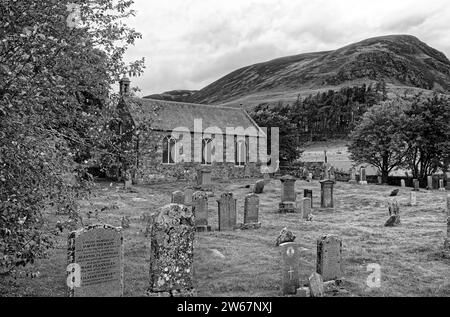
[240,194,261,230]
[192,191,211,232]
[385,201,401,227]
[316,235,343,282]
[148,204,196,297]
[184,187,194,206]
[171,191,185,205]
[359,167,367,185]
[254,180,265,194]
[320,180,335,211]
[217,193,237,231]
[67,224,124,297]
[308,272,324,297]
[302,198,312,220]
[278,175,297,213]
[280,242,300,295]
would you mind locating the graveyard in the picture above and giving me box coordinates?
[1,177,449,297]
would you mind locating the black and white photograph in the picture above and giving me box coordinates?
[1,0,450,302]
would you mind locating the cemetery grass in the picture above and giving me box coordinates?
[1,179,449,297]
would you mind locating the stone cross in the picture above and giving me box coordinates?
[279,175,297,213]
[171,191,185,205]
[320,180,335,210]
[192,191,211,232]
[316,235,343,282]
[280,242,300,295]
[148,204,195,297]
[359,167,367,185]
[217,193,237,231]
[67,224,123,297]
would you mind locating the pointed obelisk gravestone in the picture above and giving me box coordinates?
[184,187,194,206]
[192,191,211,232]
[240,194,261,230]
[304,189,313,208]
[316,235,343,282]
[280,242,300,295]
[409,192,417,206]
[217,193,237,231]
[348,169,357,185]
[359,167,367,185]
[302,198,312,220]
[148,204,196,297]
[401,179,406,188]
[171,191,185,205]
[278,175,297,213]
[67,224,123,297]
[320,180,335,211]
[413,179,420,191]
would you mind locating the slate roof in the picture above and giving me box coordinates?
[121,97,265,137]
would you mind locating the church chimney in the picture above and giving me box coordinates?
[119,76,131,95]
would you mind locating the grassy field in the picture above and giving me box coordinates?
[1,178,449,297]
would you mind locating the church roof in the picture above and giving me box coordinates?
[121,97,265,137]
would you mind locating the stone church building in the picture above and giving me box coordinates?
[117,77,268,184]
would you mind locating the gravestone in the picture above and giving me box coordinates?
[427,176,433,190]
[304,189,313,208]
[385,201,401,227]
[401,179,406,188]
[409,192,417,206]
[349,169,357,185]
[184,187,194,206]
[377,176,382,185]
[263,173,271,184]
[148,204,196,297]
[124,180,132,190]
[254,180,265,194]
[244,164,251,178]
[240,194,261,230]
[217,193,237,231]
[329,167,336,181]
[308,272,324,297]
[359,167,367,185]
[302,198,312,220]
[320,180,335,211]
[278,175,297,213]
[121,216,130,229]
[413,179,420,191]
[280,242,300,295]
[275,228,296,246]
[308,173,313,182]
[196,169,212,190]
[192,191,211,232]
[67,224,123,297]
[171,191,185,205]
[439,180,446,192]
[316,235,343,281]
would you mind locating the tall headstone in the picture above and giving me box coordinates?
[316,235,343,282]
[217,193,237,231]
[280,242,300,295]
[304,189,313,208]
[401,179,406,188]
[409,192,417,206]
[427,176,433,190]
[67,224,123,297]
[359,167,367,185]
[278,175,297,213]
[148,204,195,297]
[184,187,194,206]
[413,179,420,191]
[302,198,312,220]
[241,194,261,229]
[349,169,357,185]
[439,179,446,192]
[192,191,211,232]
[320,180,335,211]
[171,191,185,205]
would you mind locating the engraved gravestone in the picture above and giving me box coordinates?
[192,191,211,232]
[217,193,237,231]
[320,180,335,210]
[359,167,367,185]
[279,175,297,213]
[171,191,185,205]
[316,235,343,281]
[280,242,300,295]
[148,204,195,296]
[244,194,260,224]
[67,224,123,297]
[304,190,313,208]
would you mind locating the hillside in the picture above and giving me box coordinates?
[178,35,450,108]
[144,90,198,102]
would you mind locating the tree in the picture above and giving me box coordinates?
[0,0,144,275]
[348,100,409,183]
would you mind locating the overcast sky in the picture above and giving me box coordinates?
[123,0,450,96]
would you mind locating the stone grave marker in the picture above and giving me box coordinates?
[254,180,265,194]
[427,176,433,190]
[439,180,446,192]
[263,172,271,184]
[124,180,132,190]
[240,194,261,229]
[67,224,123,297]
[445,196,450,250]
[217,193,237,231]
[184,187,194,206]
[192,191,211,232]
[304,189,313,208]
[385,201,401,227]
[278,175,297,213]
[329,167,336,181]
[302,198,312,220]
[349,169,357,185]
[308,173,313,182]
[413,179,420,191]
[280,242,300,295]
[377,176,382,185]
[359,167,367,185]
[171,191,185,205]
[320,180,335,211]
[401,179,406,188]
[308,272,324,297]
[316,235,343,281]
[148,204,196,297]
[196,169,212,190]
[409,192,417,206]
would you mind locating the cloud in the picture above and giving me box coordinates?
[123,0,450,96]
